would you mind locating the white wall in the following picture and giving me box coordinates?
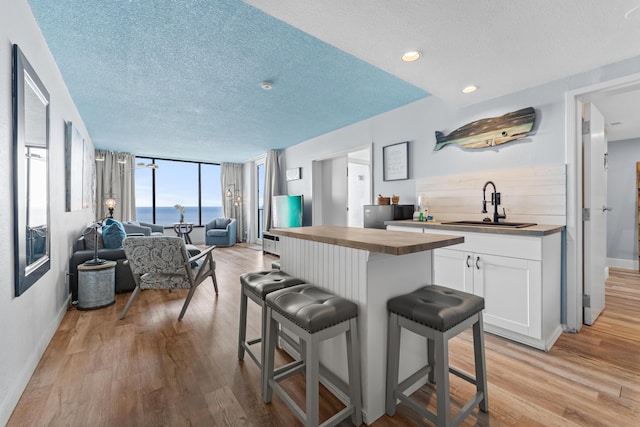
[283,56,640,224]
[607,138,639,266]
[0,1,95,424]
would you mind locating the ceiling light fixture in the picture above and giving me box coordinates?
[401,51,421,62]
[261,81,273,90]
[624,5,640,20]
[461,85,478,94]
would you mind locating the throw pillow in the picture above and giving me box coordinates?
[102,218,126,249]
[214,218,231,229]
[82,225,104,251]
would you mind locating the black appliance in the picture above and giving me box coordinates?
[363,204,414,229]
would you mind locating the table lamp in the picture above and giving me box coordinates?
[83,222,106,266]
[104,196,117,218]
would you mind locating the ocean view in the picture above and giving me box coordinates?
[136,206,223,227]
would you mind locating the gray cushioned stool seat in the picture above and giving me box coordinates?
[266,284,358,333]
[387,284,485,332]
[263,284,362,426]
[237,269,305,370]
[386,284,488,426]
[240,269,304,299]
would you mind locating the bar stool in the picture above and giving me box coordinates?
[385,285,488,427]
[263,284,362,427]
[237,270,305,369]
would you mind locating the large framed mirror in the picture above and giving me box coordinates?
[13,44,50,296]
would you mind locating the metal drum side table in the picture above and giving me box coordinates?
[77,260,116,310]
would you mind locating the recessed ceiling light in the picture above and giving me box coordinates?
[261,81,273,90]
[462,85,478,94]
[401,51,421,62]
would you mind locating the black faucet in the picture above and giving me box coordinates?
[482,181,506,223]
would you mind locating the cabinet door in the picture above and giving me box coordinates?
[473,254,542,338]
[433,248,473,293]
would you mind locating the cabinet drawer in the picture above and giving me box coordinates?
[424,228,542,260]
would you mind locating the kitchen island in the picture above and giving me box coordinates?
[269,226,464,424]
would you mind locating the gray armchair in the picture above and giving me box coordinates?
[205,218,237,247]
[122,221,164,236]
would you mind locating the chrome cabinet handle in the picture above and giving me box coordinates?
[602,206,613,212]
[466,255,471,268]
[476,256,480,270]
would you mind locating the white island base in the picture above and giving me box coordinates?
[273,227,464,425]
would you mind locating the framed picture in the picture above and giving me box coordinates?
[383,141,408,181]
[65,121,83,211]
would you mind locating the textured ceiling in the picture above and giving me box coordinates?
[27,0,427,163]
[27,1,640,163]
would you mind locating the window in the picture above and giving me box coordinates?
[135,157,221,227]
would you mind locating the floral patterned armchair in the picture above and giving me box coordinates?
[119,236,218,320]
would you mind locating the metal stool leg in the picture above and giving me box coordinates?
[346,317,363,426]
[237,288,248,360]
[262,306,278,403]
[434,332,451,427]
[474,312,489,413]
[305,336,320,427]
[385,312,401,416]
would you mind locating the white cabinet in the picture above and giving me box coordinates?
[432,248,473,293]
[390,225,562,351]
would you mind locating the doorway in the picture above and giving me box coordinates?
[566,72,640,332]
[311,145,372,226]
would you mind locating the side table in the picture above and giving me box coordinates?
[173,222,194,244]
[77,260,116,310]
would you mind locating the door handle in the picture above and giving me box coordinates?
[475,256,480,270]
[466,255,471,268]
[602,206,613,212]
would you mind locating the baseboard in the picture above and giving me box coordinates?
[0,294,71,426]
[607,257,638,271]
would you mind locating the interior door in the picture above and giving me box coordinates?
[583,102,608,325]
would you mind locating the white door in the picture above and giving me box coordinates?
[583,102,608,325]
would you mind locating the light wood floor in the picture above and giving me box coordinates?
[8,246,640,426]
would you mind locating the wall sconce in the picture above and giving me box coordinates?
[226,185,242,207]
[104,195,117,218]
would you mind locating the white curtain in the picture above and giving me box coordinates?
[221,162,244,242]
[95,150,136,221]
[263,150,281,232]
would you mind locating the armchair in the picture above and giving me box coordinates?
[119,236,218,320]
[205,218,237,247]
[122,221,164,236]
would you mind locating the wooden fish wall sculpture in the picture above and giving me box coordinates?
[434,107,536,151]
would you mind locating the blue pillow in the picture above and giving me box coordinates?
[102,218,126,249]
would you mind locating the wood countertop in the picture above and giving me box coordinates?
[385,220,564,236]
[269,226,464,256]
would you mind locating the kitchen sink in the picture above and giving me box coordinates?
[442,220,537,228]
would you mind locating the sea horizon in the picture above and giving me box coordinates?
[136,206,223,227]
